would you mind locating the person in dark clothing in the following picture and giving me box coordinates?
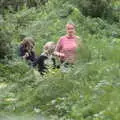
[18,37,36,64]
[33,41,59,75]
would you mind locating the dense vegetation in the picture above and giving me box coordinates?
[0,0,120,119]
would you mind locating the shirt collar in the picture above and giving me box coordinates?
[66,35,75,39]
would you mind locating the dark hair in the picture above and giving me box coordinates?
[21,37,34,50]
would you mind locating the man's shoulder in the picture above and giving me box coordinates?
[60,35,67,40]
[76,36,80,39]
[76,36,82,42]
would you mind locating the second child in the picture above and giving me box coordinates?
[33,41,59,75]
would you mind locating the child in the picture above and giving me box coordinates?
[33,41,59,75]
[18,37,36,64]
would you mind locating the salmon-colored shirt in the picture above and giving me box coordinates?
[55,35,78,63]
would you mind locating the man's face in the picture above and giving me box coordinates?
[66,25,75,36]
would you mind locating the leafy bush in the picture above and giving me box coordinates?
[0,0,48,14]
[0,28,12,60]
[69,0,112,17]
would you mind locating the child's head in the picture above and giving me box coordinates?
[43,41,56,54]
[22,37,35,50]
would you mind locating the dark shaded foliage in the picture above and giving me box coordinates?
[0,0,48,14]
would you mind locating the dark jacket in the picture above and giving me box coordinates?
[33,53,58,75]
[19,44,36,62]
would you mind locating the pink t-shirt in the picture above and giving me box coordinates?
[55,35,78,63]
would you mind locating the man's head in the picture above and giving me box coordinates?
[66,23,76,36]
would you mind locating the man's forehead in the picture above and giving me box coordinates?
[66,24,75,29]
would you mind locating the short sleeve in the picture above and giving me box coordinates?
[55,37,63,52]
